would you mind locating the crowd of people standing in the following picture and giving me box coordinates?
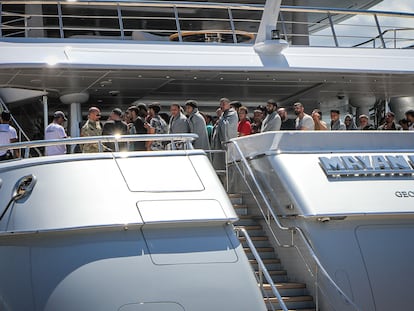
[1,98,414,162]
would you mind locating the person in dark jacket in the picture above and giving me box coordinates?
[102,108,128,151]
[126,104,147,151]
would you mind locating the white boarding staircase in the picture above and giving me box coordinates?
[230,193,315,311]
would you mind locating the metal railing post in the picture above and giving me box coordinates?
[328,12,339,47]
[173,5,182,42]
[228,8,237,44]
[394,28,396,48]
[42,95,48,134]
[117,3,125,40]
[374,14,386,48]
[24,15,28,38]
[258,265,263,290]
[225,149,229,192]
[57,1,64,38]
[0,3,3,38]
[278,11,289,42]
[315,264,319,311]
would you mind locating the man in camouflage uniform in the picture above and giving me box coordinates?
[80,107,103,153]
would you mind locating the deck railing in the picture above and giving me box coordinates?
[0,134,198,158]
[0,1,413,48]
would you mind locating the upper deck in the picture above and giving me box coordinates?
[1,1,413,112]
[1,0,411,48]
[0,1,414,141]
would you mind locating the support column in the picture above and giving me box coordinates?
[70,103,82,138]
[42,95,48,133]
[253,0,288,55]
[292,0,309,46]
[389,96,414,122]
[60,92,89,138]
[349,95,376,125]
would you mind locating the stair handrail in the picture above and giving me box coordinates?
[227,139,360,311]
[236,227,289,311]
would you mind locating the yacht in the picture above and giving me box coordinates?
[1,1,414,310]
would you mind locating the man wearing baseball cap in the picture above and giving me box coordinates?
[44,110,68,156]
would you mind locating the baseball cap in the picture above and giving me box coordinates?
[112,108,123,116]
[54,111,67,121]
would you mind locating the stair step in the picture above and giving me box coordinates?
[265,296,314,310]
[263,283,306,290]
[246,251,277,260]
[266,296,313,303]
[235,217,259,226]
[260,282,307,297]
[239,225,262,231]
[228,193,243,205]
[244,247,274,253]
[237,224,264,236]
[239,236,268,242]
[228,193,242,198]
[257,270,287,276]
[249,258,281,270]
[255,271,288,283]
[249,258,281,265]
[240,240,272,248]
[236,215,264,222]
[233,204,248,215]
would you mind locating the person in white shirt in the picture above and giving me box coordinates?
[294,102,314,130]
[45,111,68,156]
[0,111,18,160]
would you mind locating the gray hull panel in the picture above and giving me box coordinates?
[0,225,265,311]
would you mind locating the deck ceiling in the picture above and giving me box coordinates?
[0,67,413,114]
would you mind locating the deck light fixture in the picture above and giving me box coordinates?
[271,29,281,40]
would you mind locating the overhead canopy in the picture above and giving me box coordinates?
[0,88,48,105]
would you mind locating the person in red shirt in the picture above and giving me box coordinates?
[238,106,252,136]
